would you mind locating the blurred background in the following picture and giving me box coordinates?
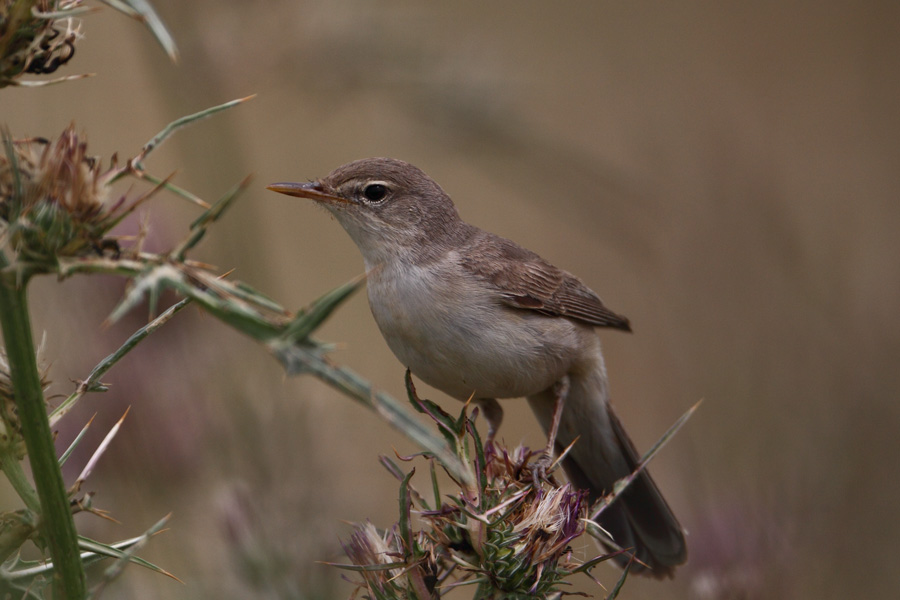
[2,1,899,598]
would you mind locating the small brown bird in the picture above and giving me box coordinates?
[268,158,687,577]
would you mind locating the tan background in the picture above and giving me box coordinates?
[2,1,898,598]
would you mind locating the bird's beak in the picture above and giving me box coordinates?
[266,181,350,204]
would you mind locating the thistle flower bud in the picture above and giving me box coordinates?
[0,126,139,267]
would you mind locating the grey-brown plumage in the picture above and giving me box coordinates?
[458,234,633,331]
[268,157,687,577]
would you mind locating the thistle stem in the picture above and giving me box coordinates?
[0,449,41,513]
[0,265,86,598]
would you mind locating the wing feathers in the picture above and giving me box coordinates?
[460,232,631,331]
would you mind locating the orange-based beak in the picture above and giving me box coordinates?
[266,181,349,204]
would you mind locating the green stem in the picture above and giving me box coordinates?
[0,449,41,513]
[0,267,86,599]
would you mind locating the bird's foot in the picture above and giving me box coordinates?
[528,450,560,487]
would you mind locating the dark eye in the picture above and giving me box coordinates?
[363,183,388,202]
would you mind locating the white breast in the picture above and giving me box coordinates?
[366,256,594,400]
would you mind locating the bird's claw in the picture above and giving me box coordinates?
[529,450,558,486]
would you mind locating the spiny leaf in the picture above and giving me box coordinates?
[268,343,471,485]
[322,560,408,572]
[638,399,701,466]
[73,408,130,490]
[172,174,252,260]
[430,461,440,513]
[281,274,365,343]
[3,73,94,87]
[97,0,178,62]
[4,517,174,582]
[405,370,460,444]
[570,548,630,574]
[590,400,700,522]
[83,514,181,598]
[466,415,488,506]
[58,415,95,466]
[135,96,256,165]
[398,468,416,552]
[104,263,183,325]
[51,298,191,426]
[604,556,632,600]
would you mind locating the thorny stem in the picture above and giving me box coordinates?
[0,448,40,513]
[0,257,86,599]
[50,297,193,426]
[286,347,472,484]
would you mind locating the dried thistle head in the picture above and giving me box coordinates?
[337,395,613,599]
[341,522,408,597]
[511,485,586,568]
[0,1,82,86]
[429,444,589,597]
[0,125,142,268]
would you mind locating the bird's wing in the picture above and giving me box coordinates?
[459,232,631,331]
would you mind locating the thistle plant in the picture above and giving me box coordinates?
[1,3,185,596]
[1,127,149,269]
[333,375,622,600]
[0,108,233,597]
[1,0,176,88]
[333,375,698,600]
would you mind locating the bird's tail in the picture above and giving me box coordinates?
[527,367,687,578]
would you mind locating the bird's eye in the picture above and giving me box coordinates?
[362,183,388,202]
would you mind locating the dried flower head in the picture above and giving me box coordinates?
[341,522,408,597]
[337,390,618,600]
[0,125,145,268]
[423,444,589,597]
[0,1,83,86]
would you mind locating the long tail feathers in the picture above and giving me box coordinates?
[528,374,687,577]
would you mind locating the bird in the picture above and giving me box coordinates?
[267,157,687,577]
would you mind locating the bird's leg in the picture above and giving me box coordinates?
[532,376,570,482]
[543,376,569,456]
[476,398,503,449]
